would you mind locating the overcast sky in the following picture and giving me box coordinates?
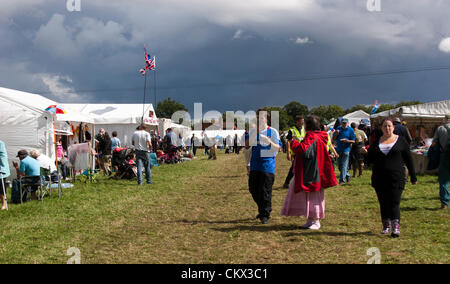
[1,0,450,113]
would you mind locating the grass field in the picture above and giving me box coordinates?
[0,151,448,264]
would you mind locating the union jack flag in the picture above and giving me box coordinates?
[138,47,156,76]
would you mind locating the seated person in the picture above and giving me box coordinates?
[30,149,59,182]
[12,149,41,200]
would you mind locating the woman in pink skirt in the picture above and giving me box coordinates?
[281,116,338,230]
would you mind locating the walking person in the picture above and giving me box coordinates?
[281,116,338,230]
[283,116,306,188]
[132,124,153,185]
[191,134,197,156]
[0,140,10,210]
[101,132,112,176]
[333,118,355,185]
[247,108,282,224]
[362,118,417,237]
[431,113,450,209]
[350,122,368,178]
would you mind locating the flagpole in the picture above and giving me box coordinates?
[154,67,157,108]
[142,70,147,122]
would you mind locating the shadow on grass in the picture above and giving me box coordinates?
[402,196,440,202]
[402,206,443,212]
[282,230,377,237]
[178,218,255,225]
[212,224,300,233]
[211,224,377,236]
[207,176,242,179]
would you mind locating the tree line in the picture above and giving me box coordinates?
[156,97,423,131]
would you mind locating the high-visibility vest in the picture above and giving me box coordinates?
[327,132,332,152]
[289,126,305,155]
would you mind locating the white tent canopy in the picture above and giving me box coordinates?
[371,100,450,120]
[158,118,191,138]
[328,110,370,128]
[65,103,156,125]
[0,87,94,124]
[66,103,158,147]
[0,87,93,179]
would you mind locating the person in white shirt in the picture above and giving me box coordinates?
[30,150,57,173]
[132,124,153,185]
[30,149,59,183]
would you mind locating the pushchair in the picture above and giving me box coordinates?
[112,148,137,180]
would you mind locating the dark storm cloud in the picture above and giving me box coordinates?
[1,0,450,113]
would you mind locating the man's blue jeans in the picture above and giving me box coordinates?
[136,150,152,185]
[438,153,450,206]
[337,151,350,183]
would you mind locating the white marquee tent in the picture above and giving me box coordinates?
[0,87,94,178]
[327,110,370,128]
[65,103,158,147]
[371,100,450,121]
[370,100,450,139]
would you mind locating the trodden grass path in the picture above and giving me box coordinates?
[0,152,448,263]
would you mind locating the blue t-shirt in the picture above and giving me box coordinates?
[335,126,356,153]
[248,127,281,174]
[19,156,41,176]
[111,137,121,151]
[0,141,10,178]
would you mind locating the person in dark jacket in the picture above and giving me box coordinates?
[362,118,417,238]
[101,132,112,175]
[432,113,450,209]
[393,118,412,145]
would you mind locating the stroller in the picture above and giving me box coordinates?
[112,148,137,180]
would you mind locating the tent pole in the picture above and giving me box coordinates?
[1,173,8,211]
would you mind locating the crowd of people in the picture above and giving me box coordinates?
[0,111,449,240]
[245,109,450,238]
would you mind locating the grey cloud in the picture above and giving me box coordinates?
[1,0,450,113]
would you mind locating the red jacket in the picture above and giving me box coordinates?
[291,131,338,193]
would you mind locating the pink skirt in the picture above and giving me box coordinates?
[281,178,325,219]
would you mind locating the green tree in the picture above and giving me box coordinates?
[263,106,290,131]
[155,97,188,119]
[310,104,345,124]
[283,101,309,126]
[345,104,372,115]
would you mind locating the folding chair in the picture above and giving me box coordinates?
[19,175,43,204]
[40,167,63,199]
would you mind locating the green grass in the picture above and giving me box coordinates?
[0,152,448,264]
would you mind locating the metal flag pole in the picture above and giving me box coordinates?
[142,70,148,123]
[153,63,157,108]
[0,173,8,211]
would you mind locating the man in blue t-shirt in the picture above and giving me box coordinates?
[12,149,42,200]
[333,118,356,184]
[246,109,282,224]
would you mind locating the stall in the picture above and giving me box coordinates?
[371,100,450,174]
[66,103,158,147]
[0,87,95,179]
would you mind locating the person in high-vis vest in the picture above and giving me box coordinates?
[283,116,306,188]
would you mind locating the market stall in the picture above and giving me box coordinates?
[371,100,450,174]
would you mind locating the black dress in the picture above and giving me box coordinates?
[367,136,417,221]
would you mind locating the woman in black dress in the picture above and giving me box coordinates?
[362,118,417,237]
